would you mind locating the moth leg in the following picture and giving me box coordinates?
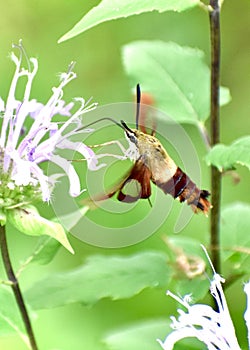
[88,140,129,160]
[94,153,127,160]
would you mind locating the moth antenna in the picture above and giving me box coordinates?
[76,117,123,132]
[120,120,135,134]
[136,83,141,130]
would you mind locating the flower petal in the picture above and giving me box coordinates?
[50,154,82,197]
[56,139,106,171]
[159,274,241,350]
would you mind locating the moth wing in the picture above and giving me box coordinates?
[117,159,152,202]
[81,178,123,209]
[138,92,157,136]
[81,159,152,208]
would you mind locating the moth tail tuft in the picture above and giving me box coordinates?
[191,190,211,215]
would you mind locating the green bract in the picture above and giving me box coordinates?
[6,205,74,254]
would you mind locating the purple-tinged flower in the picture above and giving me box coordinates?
[158,247,248,350]
[0,41,104,210]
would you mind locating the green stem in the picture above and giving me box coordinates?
[0,225,38,350]
[209,0,222,273]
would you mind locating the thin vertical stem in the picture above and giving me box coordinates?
[209,0,222,273]
[0,225,38,350]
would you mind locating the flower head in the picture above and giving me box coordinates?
[158,247,250,350]
[0,41,103,211]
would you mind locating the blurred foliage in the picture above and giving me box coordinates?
[206,135,250,171]
[0,0,250,349]
[121,40,230,123]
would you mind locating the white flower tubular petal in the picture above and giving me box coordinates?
[159,273,242,350]
[7,58,38,151]
[11,162,33,187]
[51,100,74,116]
[29,165,51,202]
[51,154,82,197]
[0,53,21,147]
[0,43,100,206]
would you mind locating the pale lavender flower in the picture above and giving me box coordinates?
[0,41,104,209]
[158,248,250,350]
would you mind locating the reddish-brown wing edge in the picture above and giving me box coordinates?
[137,92,156,136]
[81,159,152,208]
[117,159,152,203]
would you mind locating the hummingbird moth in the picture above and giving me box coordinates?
[83,85,211,214]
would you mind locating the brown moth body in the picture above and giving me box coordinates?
[84,84,211,215]
[118,124,210,214]
[108,124,210,214]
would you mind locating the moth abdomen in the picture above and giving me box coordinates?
[155,167,211,214]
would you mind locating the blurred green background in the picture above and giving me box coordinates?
[0,0,250,349]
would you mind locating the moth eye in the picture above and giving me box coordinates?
[128,133,137,144]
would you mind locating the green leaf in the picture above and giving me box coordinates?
[221,202,250,271]
[122,41,230,124]
[17,208,89,270]
[104,319,203,350]
[206,136,250,171]
[21,236,61,267]
[6,205,74,254]
[58,0,200,42]
[25,251,171,309]
[104,319,172,350]
[175,278,209,302]
[0,286,30,347]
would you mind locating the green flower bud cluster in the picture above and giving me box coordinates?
[0,151,41,210]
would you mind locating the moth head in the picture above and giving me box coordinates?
[120,120,138,145]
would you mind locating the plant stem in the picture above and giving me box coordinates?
[0,225,38,350]
[209,0,222,273]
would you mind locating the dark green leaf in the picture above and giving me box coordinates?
[25,251,171,309]
[58,0,200,42]
[122,41,230,124]
[206,136,250,171]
